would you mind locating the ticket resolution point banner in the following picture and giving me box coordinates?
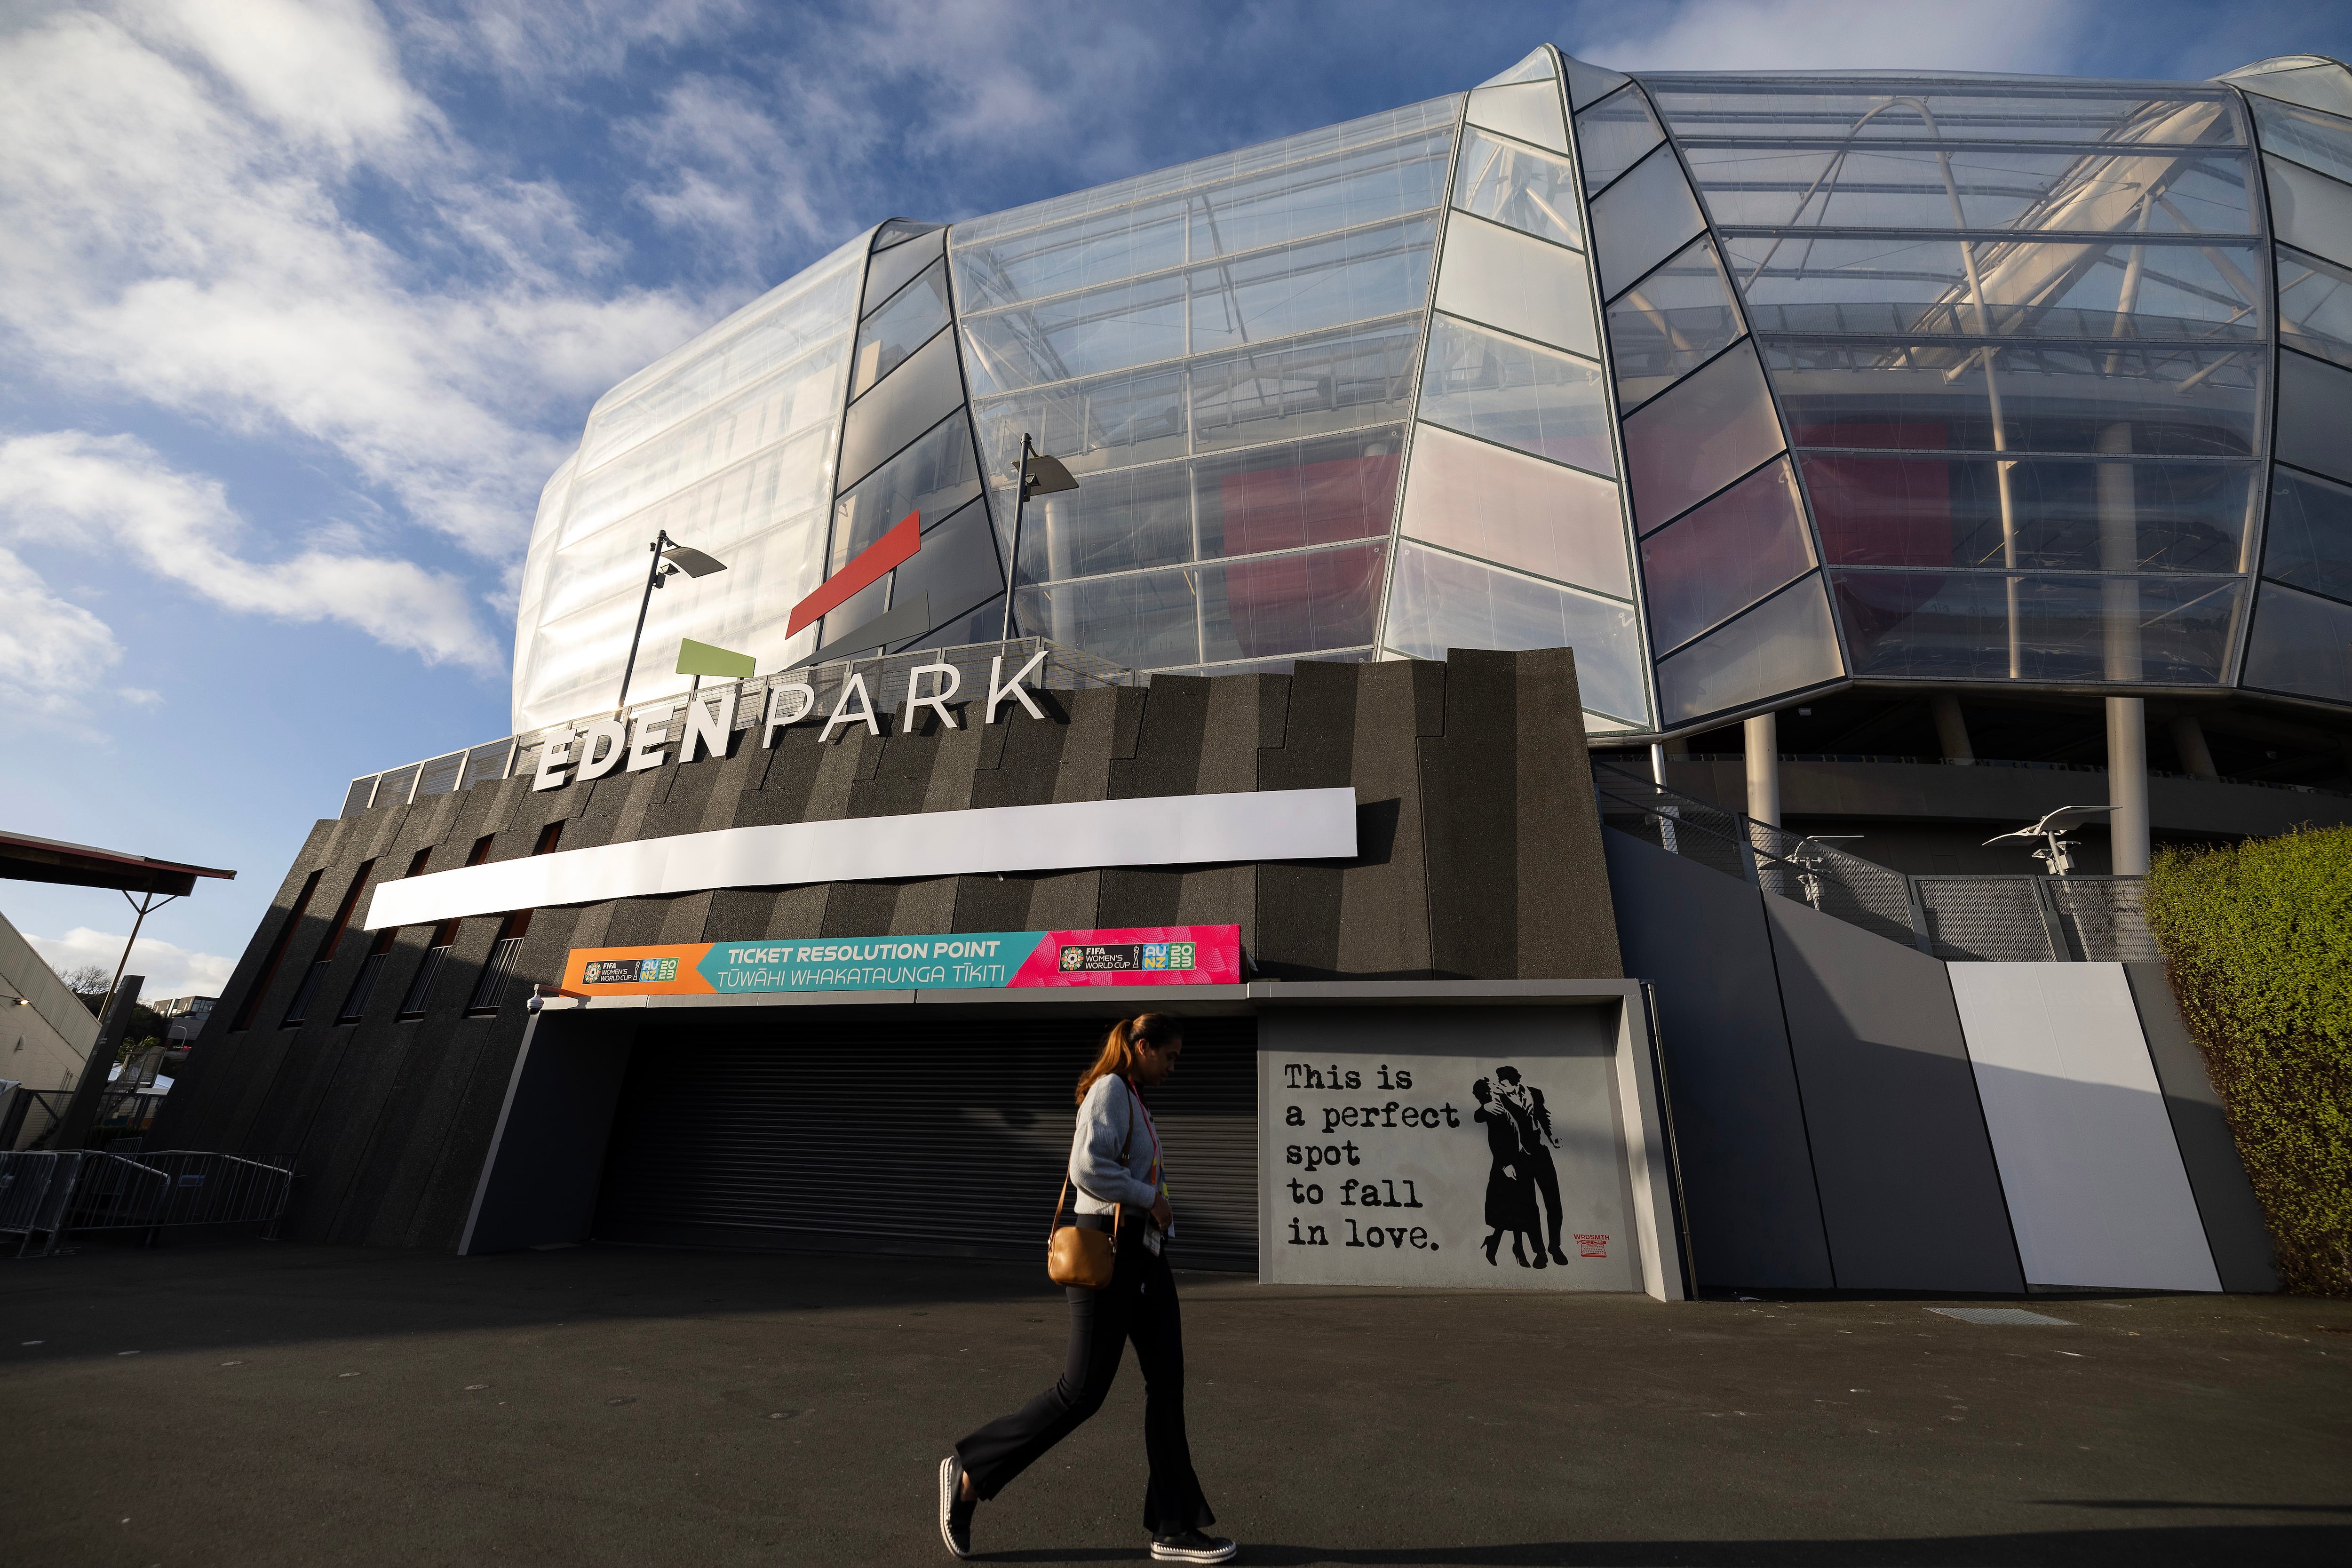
[560,925,1242,997]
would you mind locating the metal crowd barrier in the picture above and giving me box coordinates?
[0,1150,294,1257]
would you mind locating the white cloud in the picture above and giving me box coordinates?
[397,0,753,88]
[0,547,128,725]
[24,925,236,1003]
[147,0,427,154]
[0,430,503,676]
[621,0,1171,268]
[0,6,707,561]
[1570,0,2091,73]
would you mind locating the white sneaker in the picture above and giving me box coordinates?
[1151,1529,1237,1562]
[938,1455,975,1558]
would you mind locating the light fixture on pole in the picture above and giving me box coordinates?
[998,433,1080,641]
[616,530,728,715]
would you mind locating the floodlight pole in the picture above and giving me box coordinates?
[999,434,1036,643]
[616,529,676,716]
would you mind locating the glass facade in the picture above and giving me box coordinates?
[510,46,2352,735]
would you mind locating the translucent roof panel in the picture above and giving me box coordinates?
[572,232,865,477]
[2279,246,2352,370]
[952,99,1454,669]
[1417,315,1615,474]
[1466,82,1570,156]
[2261,465,2352,605]
[1453,127,1583,248]
[2222,58,2352,120]
[1563,55,1632,113]
[1830,569,2241,684]
[1199,541,1388,663]
[1575,87,1666,196]
[1640,458,1816,652]
[1762,340,2261,460]
[1016,564,1200,669]
[1654,573,1841,723]
[830,409,984,573]
[1384,541,1648,722]
[1433,214,1599,357]
[1642,80,2245,144]
[1724,236,2266,341]
[1621,342,1788,529]
[864,227,947,313]
[1797,451,2254,574]
[836,326,965,492]
[1481,47,1557,88]
[2264,154,2352,268]
[2277,350,2352,487]
[1605,236,1746,412]
[512,235,866,730]
[1398,422,1629,595]
[851,257,951,398]
[952,98,1459,308]
[1589,145,1708,299]
[2248,94,2352,184]
[2241,581,2352,702]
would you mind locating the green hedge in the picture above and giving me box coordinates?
[2144,827,2352,1296]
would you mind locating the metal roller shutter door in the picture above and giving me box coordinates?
[593,1011,1260,1272]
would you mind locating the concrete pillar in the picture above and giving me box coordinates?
[1744,713,1780,826]
[1649,743,1681,854]
[1930,692,1975,764]
[1745,712,1781,890]
[2108,696,2152,875]
[2169,714,2218,780]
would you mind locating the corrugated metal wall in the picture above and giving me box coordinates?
[593,1013,1260,1271]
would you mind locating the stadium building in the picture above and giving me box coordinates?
[162,48,2350,1297]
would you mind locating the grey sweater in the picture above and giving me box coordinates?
[1070,1074,1164,1216]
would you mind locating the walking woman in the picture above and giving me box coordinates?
[939,1014,1236,1563]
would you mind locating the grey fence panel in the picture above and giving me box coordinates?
[2050,877,2163,963]
[415,750,467,798]
[463,740,516,788]
[1915,878,2063,962]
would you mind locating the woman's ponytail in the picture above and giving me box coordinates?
[1075,1013,1183,1102]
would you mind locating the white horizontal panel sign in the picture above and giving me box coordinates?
[364,788,1357,930]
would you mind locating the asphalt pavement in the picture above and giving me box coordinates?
[2,1238,2348,1566]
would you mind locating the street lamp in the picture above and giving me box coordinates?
[998,433,1081,641]
[616,530,728,714]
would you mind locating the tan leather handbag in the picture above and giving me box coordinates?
[1046,1178,1120,1289]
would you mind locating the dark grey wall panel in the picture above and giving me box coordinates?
[1420,650,1520,978]
[1515,648,1623,979]
[2124,962,2280,1293]
[171,650,1628,1252]
[1603,828,1831,1289]
[1762,896,2025,1294]
[461,1011,640,1254]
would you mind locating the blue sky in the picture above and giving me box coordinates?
[3,0,2347,996]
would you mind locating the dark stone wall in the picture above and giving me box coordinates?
[160,649,1621,1250]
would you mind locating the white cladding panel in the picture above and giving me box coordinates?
[1949,963,2220,1292]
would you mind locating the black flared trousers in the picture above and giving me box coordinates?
[954,1230,1214,1536]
